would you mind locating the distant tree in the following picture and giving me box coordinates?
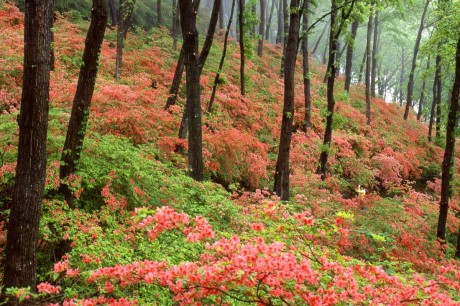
[257,0,266,56]
[358,45,367,83]
[434,53,442,138]
[399,47,405,106]
[239,0,245,96]
[344,20,359,92]
[437,35,460,248]
[115,0,136,79]
[311,22,328,56]
[219,0,225,30]
[3,0,52,296]
[274,0,302,200]
[109,0,118,27]
[208,0,236,112]
[60,0,108,206]
[276,0,283,44]
[157,0,162,26]
[280,0,288,75]
[302,0,312,131]
[265,0,275,41]
[365,3,373,125]
[172,0,180,50]
[428,74,437,141]
[404,0,430,120]
[417,57,430,121]
[371,10,379,98]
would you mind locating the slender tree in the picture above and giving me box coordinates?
[219,0,225,30]
[371,10,379,98]
[60,0,108,206]
[404,0,430,120]
[3,0,52,296]
[358,45,367,83]
[365,3,373,125]
[265,0,275,41]
[317,0,357,180]
[258,0,266,56]
[115,0,135,79]
[276,0,283,44]
[172,0,180,51]
[239,0,246,96]
[311,22,328,55]
[436,35,460,247]
[435,53,442,138]
[280,0,288,75]
[157,0,162,26]
[108,0,118,27]
[344,20,359,91]
[274,0,302,200]
[399,47,405,106]
[417,57,430,121]
[208,0,236,112]
[302,0,312,131]
[428,74,437,141]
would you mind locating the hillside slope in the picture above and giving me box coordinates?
[0,4,459,305]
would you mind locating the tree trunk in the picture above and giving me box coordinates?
[404,0,430,120]
[60,0,108,206]
[274,0,301,200]
[371,10,378,98]
[157,0,162,27]
[165,49,185,110]
[358,45,367,83]
[276,0,283,44]
[208,0,236,112]
[428,76,437,142]
[172,0,179,51]
[437,35,460,246]
[317,0,338,180]
[3,0,52,295]
[417,58,430,121]
[302,0,312,131]
[179,0,203,181]
[280,0,288,75]
[456,225,460,258]
[109,0,118,27]
[265,0,275,41]
[257,0,266,57]
[344,20,358,92]
[239,0,245,96]
[49,0,55,71]
[399,48,405,106]
[435,54,442,139]
[365,7,373,125]
[219,0,225,30]
[115,0,135,79]
[322,33,329,66]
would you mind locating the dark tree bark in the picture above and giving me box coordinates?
[157,0,162,26]
[371,10,379,98]
[365,6,373,125]
[322,33,329,66]
[49,0,55,71]
[404,0,430,120]
[265,0,275,41]
[276,0,283,44]
[311,22,328,55]
[435,54,442,139]
[399,48,405,106]
[3,0,52,295]
[239,0,246,96]
[115,0,135,79]
[428,75,437,142]
[178,0,203,181]
[257,0,266,57]
[109,0,118,27]
[165,0,201,110]
[344,20,358,92]
[208,0,236,112]
[436,35,460,246]
[165,49,185,110]
[177,0,221,180]
[172,0,180,50]
[317,0,356,180]
[358,45,367,83]
[60,0,108,206]
[274,0,301,200]
[280,0,289,75]
[417,58,430,121]
[302,0,312,131]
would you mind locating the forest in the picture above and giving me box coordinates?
[0,0,459,304]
